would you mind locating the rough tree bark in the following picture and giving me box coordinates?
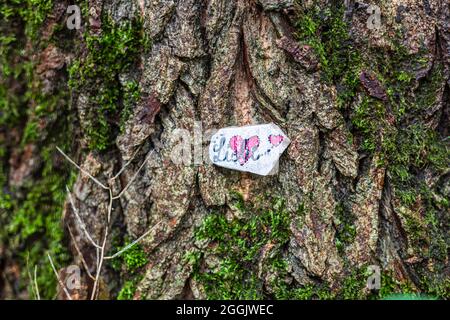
[0,0,448,299]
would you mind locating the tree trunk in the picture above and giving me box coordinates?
[0,0,448,300]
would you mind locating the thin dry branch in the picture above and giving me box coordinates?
[112,146,142,180]
[26,255,40,300]
[47,253,72,300]
[67,226,95,281]
[34,266,40,300]
[66,186,102,249]
[91,227,108,300]
[104,220,163,260]
[56,147,109,190]
[112,150,153,200]
[56,146,154,300]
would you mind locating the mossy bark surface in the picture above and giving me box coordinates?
[0,0,448,299]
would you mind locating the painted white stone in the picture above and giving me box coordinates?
[209,123,290,176]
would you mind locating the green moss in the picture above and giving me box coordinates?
[294,2,362,108]
[415,65,445,111]
[191,193,445,300]
[419,275,450,299]
[0,0,54,42]
[21,121,40,144]
[290,0,448,301]
[1,146,76,298]
[381,122,447,259]
[338,267,417,300]
[3,86,76,293]
[191,195,291,299]
[0,0,77,299]
[117,281,137,300]
[416,187,449,266]
[120,243,148,274]
[384,124,448,185]
[0,147,76,298]
[271,264,335,300]
[109,238,148,299]
[333,202,356,254]
[351,96,386,153]
[378,272,416,299]
[340,267,369,300]
[69,17,150,151]
[295,5,448,180]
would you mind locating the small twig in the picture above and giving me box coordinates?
[104,221,163,260]
[96,247,100,272]
[67,226,95,281]
[107,189,113,223]
[47,253,72,300]
[26,255,39,300]
[91,227,108,300]
[58,146,156,300]
[91,190,112,300]
[112,146,142,180]
[34,266,41,300]
[66,186,102,249]
[112,150,153,200]
[56,147,109,190]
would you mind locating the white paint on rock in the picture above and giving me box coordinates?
[209,123,290,176]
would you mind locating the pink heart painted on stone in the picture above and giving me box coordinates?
[230,135,260,165]
[269,134,284,147]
